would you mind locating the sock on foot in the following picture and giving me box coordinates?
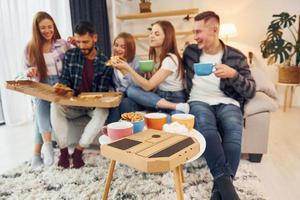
[43,142,54,166]
[72,148,85,169]
[175,103,190,114]
[58,148,70,168]
[31,153,43,169]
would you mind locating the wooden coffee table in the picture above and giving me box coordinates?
[100,129,201,200]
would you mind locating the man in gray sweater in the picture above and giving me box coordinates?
[183,11,256,200]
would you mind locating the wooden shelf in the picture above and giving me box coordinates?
[117,8,199,20]
[134,31,193,39]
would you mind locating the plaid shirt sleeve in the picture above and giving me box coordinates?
[59,50,73,87]
[92,52,114,92]
[222,47,256,99]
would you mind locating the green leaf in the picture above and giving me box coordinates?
[271,12,296,28]
[260,12,298,65]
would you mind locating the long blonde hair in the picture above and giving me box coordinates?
[27,11,61,80]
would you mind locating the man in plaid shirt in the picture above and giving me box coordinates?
[51,21,113,169]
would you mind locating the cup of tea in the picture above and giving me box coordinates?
[171,113,195,130]
[102,121,133,140]
[139,60,154,73]
[144,112,167,130]
[193,63,216,76]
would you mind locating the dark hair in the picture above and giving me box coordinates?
[27,11,61,81]
[194,11,220,24]
[74,21,95,35]
[113,32,136,62]
[149,20,184,79]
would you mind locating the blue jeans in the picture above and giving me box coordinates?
[126,85,186,114]
[189,101,243,179]
[34,76,59,144]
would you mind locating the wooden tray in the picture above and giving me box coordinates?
[59,92,122,108]
[6,80,122,108]
[101,129,200,173]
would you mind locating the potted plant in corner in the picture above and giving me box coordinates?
[139,0,152,13]
[260,12,300,83]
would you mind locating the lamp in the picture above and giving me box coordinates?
[219,23,238,43]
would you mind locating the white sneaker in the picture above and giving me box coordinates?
[43,142,54,166]
[31,154,43,169]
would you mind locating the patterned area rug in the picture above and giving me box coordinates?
[0,150,266,200]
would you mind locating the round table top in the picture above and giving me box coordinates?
[99,128,206,163]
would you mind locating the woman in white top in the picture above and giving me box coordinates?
[113,20,189,114]
[24,11,71,169]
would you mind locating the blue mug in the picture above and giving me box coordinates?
[120,119,144,133]
[193,63,216,76]
[132,120,145,133]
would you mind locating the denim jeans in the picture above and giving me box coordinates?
[189,101,243,179]
[126,85,186,114]
[33,75,59,144]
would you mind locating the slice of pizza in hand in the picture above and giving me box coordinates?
[53,83,73,96]
[105,56,125,66]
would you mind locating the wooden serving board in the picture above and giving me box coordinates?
[101,129,200,173]
[6,80,122,108]
[6,80,60,102]
[59,92,122,108]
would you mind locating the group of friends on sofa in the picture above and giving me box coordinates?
[24,10,256,200]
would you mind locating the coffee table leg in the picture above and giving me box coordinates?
[173,165,184,200]
[102,160,116,200]
[180,164,184,183]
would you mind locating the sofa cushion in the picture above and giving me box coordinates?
[250,67,278,100]
[244,92,278,117]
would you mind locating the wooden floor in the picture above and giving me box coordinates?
[251,107,300,200]
[0,107,299,200]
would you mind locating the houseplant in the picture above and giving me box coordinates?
[139,0,151,13]
[260,12,300,83]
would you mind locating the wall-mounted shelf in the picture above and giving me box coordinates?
[117,8,199,20]
[134,31,193,39]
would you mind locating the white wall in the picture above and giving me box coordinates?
[110,0,300,107]
[0,0,72,125]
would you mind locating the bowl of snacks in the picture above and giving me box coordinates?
[121,112,145,133]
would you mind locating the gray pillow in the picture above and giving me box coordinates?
[250,67,278,100]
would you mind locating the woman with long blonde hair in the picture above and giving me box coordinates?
[24,11,71,169]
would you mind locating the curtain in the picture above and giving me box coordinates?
[0,0,72,126]
[69,0,111,57]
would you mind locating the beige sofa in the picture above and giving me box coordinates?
[242,92,277,162]
[241,66,278,162]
